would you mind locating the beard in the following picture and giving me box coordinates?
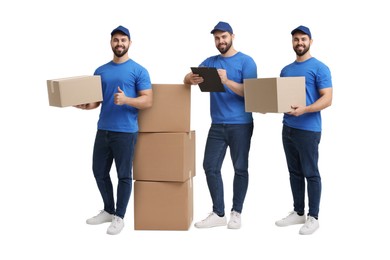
[217,41,232,54]
[112,45,129,58]
[294,44,310,57]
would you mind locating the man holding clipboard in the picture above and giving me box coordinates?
[184,21,257,229]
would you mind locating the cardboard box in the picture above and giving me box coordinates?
[133,131,195,182]
[244,77,306,113]
[47,75,102,107]
[138,84,191,132]
[134,179,193,230]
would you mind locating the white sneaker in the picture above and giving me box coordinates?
[299,216,319,235]
[86,210,114,225]
[194,212,227,228]
[228,211,241,229]
[275,211,306,227]
[107,216,124,235]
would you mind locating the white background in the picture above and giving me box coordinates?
[1,0,389,259]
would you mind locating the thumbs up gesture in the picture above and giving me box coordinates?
[114,86,126,105]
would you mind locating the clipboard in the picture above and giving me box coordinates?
[191,67,225,92]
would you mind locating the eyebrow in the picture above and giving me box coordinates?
[293,35,309,40]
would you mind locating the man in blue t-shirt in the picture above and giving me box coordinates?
[274,25,332,235]
[75,25,152,235]
[184,21,257,229]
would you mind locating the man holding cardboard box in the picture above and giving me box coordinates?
[184,21,257,229]
[275,25,332,235]
[74,25,153,235]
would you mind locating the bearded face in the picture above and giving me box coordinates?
[213,31,233,55]
[111,34,130,58]
[292,33,311,57]
[217,38,233,54]
[293,41,310,57]
[112,44,129,57]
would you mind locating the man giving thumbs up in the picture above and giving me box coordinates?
[75,25,153,235]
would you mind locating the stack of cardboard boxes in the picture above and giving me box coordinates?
[133,84,195,230]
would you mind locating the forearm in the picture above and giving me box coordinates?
[224,79,244,97]
[305,97,331,113]
[305,88,332,113]
[125,96,151,109]
[124,89,153,110]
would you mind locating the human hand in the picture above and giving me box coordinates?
[114,86,127,105]
[217,69,228,84]
[74,104,88,109]
[287,105,306,116]
[190,73,204,85]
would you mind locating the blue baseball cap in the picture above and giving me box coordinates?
[111,25,130,38]
[291,25,311,39]
[210,21,233,34]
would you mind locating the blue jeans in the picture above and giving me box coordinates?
[282,125,322,218]
[203,123,254,216]
[92,130,138,219]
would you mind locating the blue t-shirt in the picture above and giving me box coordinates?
[94,59,151,133]
[280,57,332,132]
[200,52,257,124]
